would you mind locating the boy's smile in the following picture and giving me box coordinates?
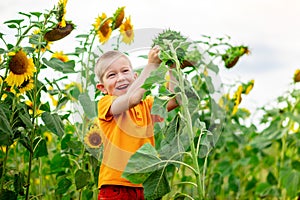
[97,56,137,96]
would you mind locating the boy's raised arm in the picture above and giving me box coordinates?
[109,46,161,116]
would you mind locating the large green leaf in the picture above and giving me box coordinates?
[141,63,168,90]
[42,57,75,73]
[55,178,72,194]
[50,153,71,173]
[78,93,97,119]
[280,168,300,198]
[0,104,13,137]
[143,169,170,200]
[33,137,48,158]
[122,143,163,184]
[151,96,168,120]
[41,112,64,137]
[75,169,91,190]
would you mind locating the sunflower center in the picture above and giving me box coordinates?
[9,51,29,75]
[100,21,110,37]
[89,132,102,146]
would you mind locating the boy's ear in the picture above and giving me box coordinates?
[96,83,107,94]
[134,72,138,79]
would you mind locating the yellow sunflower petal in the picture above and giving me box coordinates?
[52,51,69,62]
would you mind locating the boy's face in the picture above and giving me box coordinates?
[96,57,137,96]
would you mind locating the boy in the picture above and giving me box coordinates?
[95,46,177,199]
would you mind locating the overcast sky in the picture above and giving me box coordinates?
[1,0,300,115]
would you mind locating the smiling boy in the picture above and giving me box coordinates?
[95,46,177,199]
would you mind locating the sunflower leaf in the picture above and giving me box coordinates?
[41,112,64,138]
[42,58,75,74]
[78,93,97,119]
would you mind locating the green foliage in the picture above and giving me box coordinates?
[1,2,299,200]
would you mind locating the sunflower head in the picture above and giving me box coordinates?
[93,13,107,31]
[231,85,243,115]
[5,49,36,87]
[112,7,125,30]
[95,17,113,44]
[293,69,300,83]
[119,16,134,44]
[243,79,254,95]
[84,127,102,148]
[222,45,250,69]
[44,22,74,42]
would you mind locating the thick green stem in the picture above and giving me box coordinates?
[25,149,33,200]
[173,56,203,198]
[0,146,9,193]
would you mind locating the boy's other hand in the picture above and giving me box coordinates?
[148,45,161,65]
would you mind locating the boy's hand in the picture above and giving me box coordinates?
[148,45,161,65]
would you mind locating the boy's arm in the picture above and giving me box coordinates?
[109,47,161,116]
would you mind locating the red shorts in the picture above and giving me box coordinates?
[98,185,145,200]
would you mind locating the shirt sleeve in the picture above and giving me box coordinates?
[97,95,117,121]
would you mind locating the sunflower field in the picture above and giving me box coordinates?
[1,1,300,200]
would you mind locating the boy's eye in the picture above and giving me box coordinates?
[107,73,115,78]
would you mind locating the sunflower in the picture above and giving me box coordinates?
[98,18,113,44]
[232,85,243,115]
[44,22,74,42]
[112,7,125,30]
[5,50,36,87]
[222,46,250,69]
[84,127,102,148]
[293,69,300,83]
[43,131,53,143]
[52,51,69,62]
[243,80,254,95]
[93,13,107,31]
[119,16,134,44]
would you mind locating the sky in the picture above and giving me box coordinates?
[1,0,300,117]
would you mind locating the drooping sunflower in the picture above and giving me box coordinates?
[5,49,36,87]
[112,7,125,30]
[93,13,112,44]
[119,16,134,44]
[44,22,74,42]
[52,51,69,62]
[232,85,243,115]
[84,127,102,148]
[243,79,254,95]
[99,18,113,44]
[293,69,300,83]
[222,46,250,69]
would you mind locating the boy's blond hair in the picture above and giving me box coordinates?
[94,50,132,83]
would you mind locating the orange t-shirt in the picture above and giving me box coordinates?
[97,95,161,188]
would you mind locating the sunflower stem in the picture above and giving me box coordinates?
[170,44,204,199]
[0,146,9,193]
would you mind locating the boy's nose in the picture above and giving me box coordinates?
[117,73,125,81]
